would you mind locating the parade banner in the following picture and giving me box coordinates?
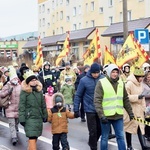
[116,33,138,68]
[104,46,116,65]
[83,29,101,66]
[56,32,70,66]
[35,36,43,69]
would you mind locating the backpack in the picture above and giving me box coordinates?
[0,84,11,108]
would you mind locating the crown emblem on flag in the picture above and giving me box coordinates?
[23,69,35,80]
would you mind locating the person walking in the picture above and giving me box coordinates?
[124,67,150,150]
[94,64,134,150]
[142,71,150,141]
[19,69,48,150]
[75,65,90,122]
[0,66,21,145]
[74,62,104,150]
[47,92,78,150]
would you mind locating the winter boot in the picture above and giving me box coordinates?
[28,139,37,150]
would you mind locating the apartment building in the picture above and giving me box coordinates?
[25,0,150,64]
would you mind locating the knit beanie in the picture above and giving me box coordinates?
[26,75,37,84]
[55,96,63,103]
[90,63,102,73]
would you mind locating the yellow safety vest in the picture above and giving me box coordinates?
[100,78,124,116]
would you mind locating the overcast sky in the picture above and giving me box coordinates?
[0,0,38,37]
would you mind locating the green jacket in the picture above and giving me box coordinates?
[19,80,48,138]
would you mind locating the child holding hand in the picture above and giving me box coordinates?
[47,93,79,150]
[45,86,54,109]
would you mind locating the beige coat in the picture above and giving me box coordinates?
[124,74,146,134]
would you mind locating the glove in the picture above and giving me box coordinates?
[138,95,144,99]
[74,112,79,118]
[101,116,109,124]
[43,118,47,123]
[20,122,25,127]
[8,87,13,95]
[129,113,134,121]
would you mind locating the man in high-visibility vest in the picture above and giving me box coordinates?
[94,64,134,150]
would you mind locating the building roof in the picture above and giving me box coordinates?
[22,27,96,49]
[102,17,150,37]
[22,39,38,49]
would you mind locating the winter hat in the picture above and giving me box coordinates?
[23,69,38,84]
[12,62,18,67]
[47,86,54,94]
[8,66,18,80]
[107,64,119,78]
[133,67,145,77]
[65,62,70,66]
[90,63,102,73]
[84,65,90,71]
[65,78,71,82]
[55,96,63,103]
[20,66,29,76]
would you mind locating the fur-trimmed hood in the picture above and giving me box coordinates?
[52,92,65,105]
[21,80,42,93]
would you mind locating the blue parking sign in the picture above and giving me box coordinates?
[134,29,149,44]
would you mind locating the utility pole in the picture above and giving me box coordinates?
[123,0,128,41]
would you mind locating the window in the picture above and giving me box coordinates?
[108,0,113,7]
[52,15,55,23]
[73,7,76,16]
[91,1,94,11]
[78,5,81,14]
[43,32,45,38]
[42,18,45,26]
[60,0,63,4]
[91,20,95,27]
[86,21,88,27]
[86,3,88,13]
[79,23,81,29]
[56,12,58,21]
[47,22,50,28]
[52,1,54,9]
[47,8,50,14]
[39,6,41,13]
[42,4,45,13]
[120,12,123,22]
[60,27,63,34]
[66,0,69,5]
[60,11,63,20]
[109,16,113,25]
[128,11,131,21]
[66,16,70,22]
[73,24,77,30]
[99,7,103,13]
[39,19,41,27]
[72,48,79,60]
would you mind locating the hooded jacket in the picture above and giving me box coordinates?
[19,80,48,138]
[124,73,146,134]
[74,70,105,113]
[94,64,133,120]
[47,93,74,134]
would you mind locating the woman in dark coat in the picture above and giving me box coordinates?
[19,69,48,150]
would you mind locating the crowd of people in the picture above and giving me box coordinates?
[0,61,150,150]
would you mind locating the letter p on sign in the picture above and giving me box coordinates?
[134,29,149,44]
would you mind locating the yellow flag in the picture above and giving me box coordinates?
[116,33,138,68]
[104,46,116,65]
[35,36,43,69]
[56,32,70,66]
[83,29,101,65]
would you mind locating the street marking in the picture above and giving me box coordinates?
[0,121,78,150]
[0,145,11,150]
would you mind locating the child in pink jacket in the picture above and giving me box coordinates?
[45,86,54,109]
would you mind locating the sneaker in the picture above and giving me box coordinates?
[81,118,86,122]
[108,134,116,139]
[11,138,18,146]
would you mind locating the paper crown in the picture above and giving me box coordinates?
[23,69,35,80]
[8,66,18,80]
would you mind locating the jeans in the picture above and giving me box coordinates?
[52,133,69,150]
[100,118,126,150]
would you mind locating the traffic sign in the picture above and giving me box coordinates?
[134,29,149,44]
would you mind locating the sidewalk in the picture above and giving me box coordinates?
[0,145,11,150]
